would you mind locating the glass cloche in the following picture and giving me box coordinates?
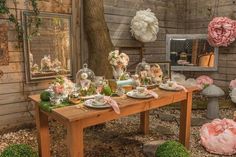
[135,58,163,87]
[76,63,95,85]
[135,58,151,75]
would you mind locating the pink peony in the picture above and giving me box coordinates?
[229,79,236,89]
[196,75,213,89]
[200,118,236,155]
[53,83,64,94]
[208,17,236,47]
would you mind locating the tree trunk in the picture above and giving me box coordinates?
[84,0,114,78]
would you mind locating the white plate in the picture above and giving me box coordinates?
[159,84,182,91]
[126,90,153,99]
[140,84,159,89]
[84,99,110,109]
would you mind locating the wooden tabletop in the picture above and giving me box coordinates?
[29,87,198,124]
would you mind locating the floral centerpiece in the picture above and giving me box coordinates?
[108,50,130,80]
[135,59,163,87]
[47,76,74,105]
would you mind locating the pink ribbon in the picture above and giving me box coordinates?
[173,82,188,92]
[104,96,120,114]
[145,90,159,98]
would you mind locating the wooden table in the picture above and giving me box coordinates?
[29,87,198,157]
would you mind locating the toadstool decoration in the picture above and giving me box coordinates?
[202,84,225,119]
[130,9,159,43]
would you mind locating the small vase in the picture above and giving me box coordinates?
[112,66,124,80]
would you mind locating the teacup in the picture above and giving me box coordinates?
[167,80,175,87]
[94,94,105,106]
[136,86,147,95]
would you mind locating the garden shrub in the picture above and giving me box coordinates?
[155,141,190,157]
[0,144,38,157]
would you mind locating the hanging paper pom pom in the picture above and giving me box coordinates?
[130,9,159,43]
[208,17,236,47]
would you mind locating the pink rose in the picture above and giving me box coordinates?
[196,75,213,89]
[208,17,236,47]
[230,79,236,89]
[53,84,64,94]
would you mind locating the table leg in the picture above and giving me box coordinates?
[35,104,51,157]
[179,92,193,149]
[67,122,84,157]
[140,111,149,134]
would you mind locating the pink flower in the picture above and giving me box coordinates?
[230,79,236,89]
[53,83,64,94]
[200,119,236,155]
[196,75,213,89]
[208,17,236,47]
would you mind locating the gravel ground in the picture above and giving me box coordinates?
[0,107,236,157]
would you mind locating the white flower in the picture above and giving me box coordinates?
[130,8,159,42]
[80,73,88,80]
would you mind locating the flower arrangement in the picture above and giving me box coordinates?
[208,17,236,47]
[40,55,52,72]
[108,50,130,80]
[196,75,213,89]
[48,76,74,104]
[135,60,163,86]
[130,8,159,43]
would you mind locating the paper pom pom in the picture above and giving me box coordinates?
[208,17,236,47]
[200,119,236,155]
[130,9,159,43]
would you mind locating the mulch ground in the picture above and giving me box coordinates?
[0,107,236,157]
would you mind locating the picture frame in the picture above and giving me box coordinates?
[22,11,75,83]
[150,61,171,80]
[0,24,9,66]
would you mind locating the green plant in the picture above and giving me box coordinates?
[0,0,41,44]
[155,141,190,157]
[0,144,38,157]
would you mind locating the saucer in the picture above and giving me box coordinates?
[84,99,110,109]
[126,90,153,99]
[159,83,182,91]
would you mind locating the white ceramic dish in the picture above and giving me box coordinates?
[84,99,110,109]
[159,83,182,91]
[126,90,153,99]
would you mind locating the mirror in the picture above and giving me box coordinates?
[23,12,73,83]
[166,34,218,71]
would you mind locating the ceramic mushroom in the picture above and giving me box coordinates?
[202,84,225,119]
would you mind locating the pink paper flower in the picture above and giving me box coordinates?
[200,119,236,155]
[208,17,236,47]
[196,75,213,89]
[230,79,236,89]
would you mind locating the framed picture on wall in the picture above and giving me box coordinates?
[150,61,171,81]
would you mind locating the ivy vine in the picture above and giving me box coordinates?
[0,0,41,45]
